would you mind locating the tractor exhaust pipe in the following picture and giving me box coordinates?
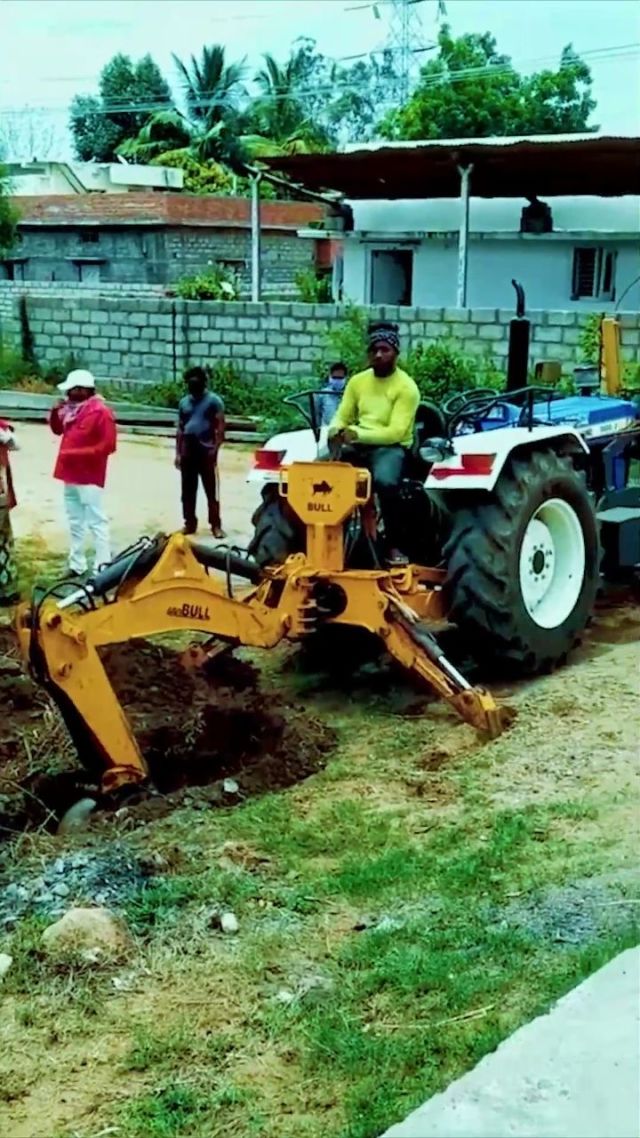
[506,279,530,393]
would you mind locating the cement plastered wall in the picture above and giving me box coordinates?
[0,283,638,382]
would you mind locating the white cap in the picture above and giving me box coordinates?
[57,368,96,393]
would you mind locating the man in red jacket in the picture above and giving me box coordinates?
[49,369,117,576]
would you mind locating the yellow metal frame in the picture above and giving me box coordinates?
[601,317,622,396]
[16,462,511,794]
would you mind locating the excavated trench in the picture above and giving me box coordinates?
[0,631,335,838]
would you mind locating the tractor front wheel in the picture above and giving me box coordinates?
[444,449,600,675]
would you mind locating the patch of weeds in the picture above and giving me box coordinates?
[124,1023,237,1074]
[125,866,262,935]
[118,1082,212,1138]
[218,794,397,873]
[1,914,49,994]
[15,535,67,598]
[124,1025,194,1073]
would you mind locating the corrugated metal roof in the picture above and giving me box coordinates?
[264,135,640,200]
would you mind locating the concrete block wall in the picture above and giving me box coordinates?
[1,285,638,383]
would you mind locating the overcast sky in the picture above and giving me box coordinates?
[0,0,638,159]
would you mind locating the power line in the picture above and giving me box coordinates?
[0,36,635,90]
[0,42,637,118]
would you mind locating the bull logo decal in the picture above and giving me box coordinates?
[312,480,332,495]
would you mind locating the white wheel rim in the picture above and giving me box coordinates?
[518,497,585,629]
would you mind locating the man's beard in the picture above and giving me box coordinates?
[373,362,394,377]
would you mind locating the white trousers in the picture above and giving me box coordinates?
[63,483,112,574]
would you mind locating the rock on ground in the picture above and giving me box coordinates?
[42,907,132,960]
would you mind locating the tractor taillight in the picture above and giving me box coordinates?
[253,449,286,471]
[461,453,496,475]
[431,453,496,480]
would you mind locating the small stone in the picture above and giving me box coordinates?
[219,911,239,935]
[0,952,13,980]
[275,988,296,1005]
[42,907,132,960]
[53,858,66,875]
[52,882,70,898]
[223,778,240,795]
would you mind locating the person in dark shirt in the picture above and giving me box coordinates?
[175,366,225,538]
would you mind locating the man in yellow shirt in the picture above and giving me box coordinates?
[329,322,420,563]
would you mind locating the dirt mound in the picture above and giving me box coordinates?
[0,632,335,838]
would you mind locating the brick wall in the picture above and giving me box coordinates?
[1,286,638,382]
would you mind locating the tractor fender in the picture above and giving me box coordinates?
[424,426,588,493]
[246,426,328,485]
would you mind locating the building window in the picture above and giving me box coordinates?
[0,261,25,281]
[370,249,413,306]
[80,229,100,244]
[571,247,616,301]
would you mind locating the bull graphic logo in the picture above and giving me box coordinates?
[312,480,332,495]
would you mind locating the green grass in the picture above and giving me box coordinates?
[14,535,67,598]
[2,634,638,1138]
[118,1083,215,1138]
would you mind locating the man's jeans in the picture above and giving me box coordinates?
[63,483,112,574]
[342,444,406,550]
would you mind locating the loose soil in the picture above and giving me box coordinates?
[0,630,335,838]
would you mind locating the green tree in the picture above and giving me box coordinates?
[120,45,248,172]
[69,53,172,161]
[0,163,18,254]
[380,26,596,140]
[150,151,232,194]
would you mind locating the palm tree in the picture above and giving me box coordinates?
[119,45,249,171]
[172,44,246,128]
[247,50,332,154]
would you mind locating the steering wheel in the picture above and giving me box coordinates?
[448,394,515,437]
[283,389,327,439]
[441,388,500,421]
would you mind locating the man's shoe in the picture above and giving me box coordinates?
[211,527,226,540]
[387,549,409,567]
[182,523,197,536]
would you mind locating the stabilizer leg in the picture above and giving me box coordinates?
[383,599,513,738]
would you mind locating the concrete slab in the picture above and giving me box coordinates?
[382,947,640,1138]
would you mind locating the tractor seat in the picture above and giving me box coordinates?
[413,401,448,451]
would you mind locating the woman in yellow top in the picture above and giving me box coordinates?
[329,322,420,564]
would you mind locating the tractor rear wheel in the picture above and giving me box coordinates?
[444,449,600,675]
[248,486,302,569]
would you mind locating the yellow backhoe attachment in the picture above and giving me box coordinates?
[16,462,512,795]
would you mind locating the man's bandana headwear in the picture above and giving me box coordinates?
[368,322,400,352]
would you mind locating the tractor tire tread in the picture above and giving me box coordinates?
[443,449,599,675]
